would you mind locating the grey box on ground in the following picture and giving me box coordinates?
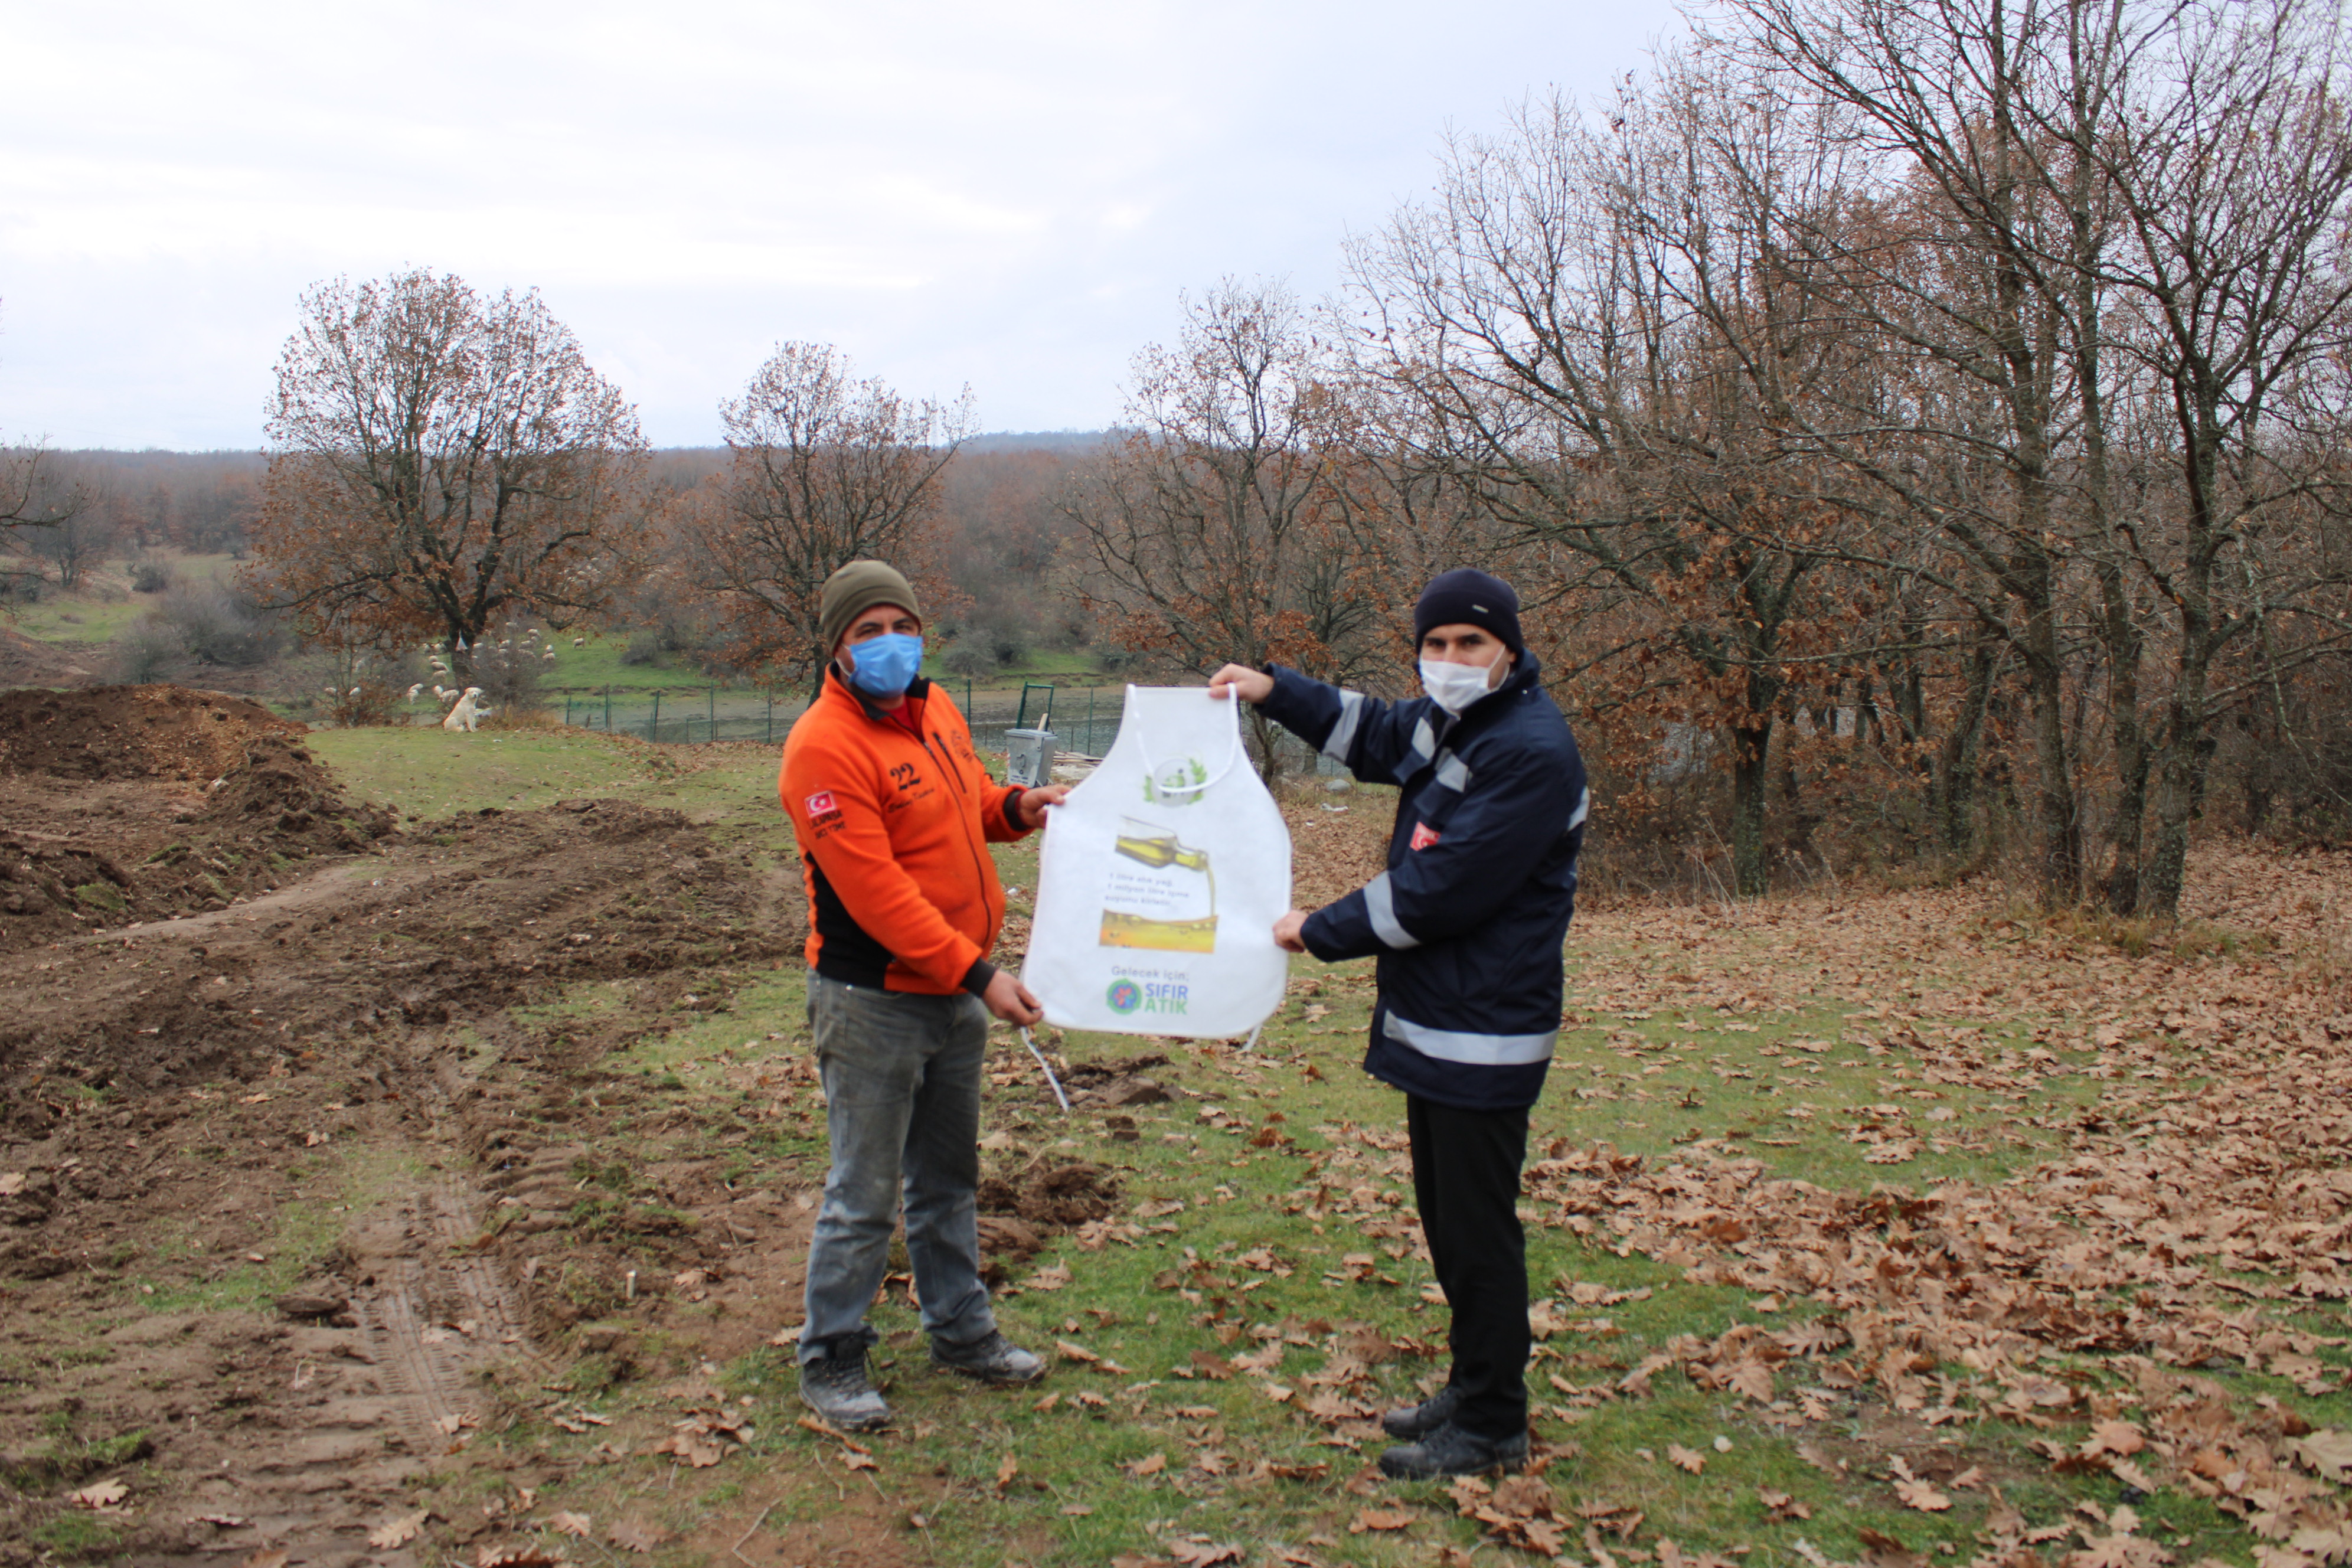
[1005,729,1056,788]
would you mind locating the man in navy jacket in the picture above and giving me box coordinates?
[1211,569,1588,1479]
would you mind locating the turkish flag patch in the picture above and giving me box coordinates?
[805,790,846,835]
[1409,821,1441,851]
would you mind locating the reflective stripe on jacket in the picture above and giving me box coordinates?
[1262,657,1587,1111]
[779,668,1032,995]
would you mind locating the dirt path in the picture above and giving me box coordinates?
[0,689,806,1562]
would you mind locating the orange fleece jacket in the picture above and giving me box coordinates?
[778,669,1033,995]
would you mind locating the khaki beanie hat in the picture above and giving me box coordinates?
[818,560,923,655]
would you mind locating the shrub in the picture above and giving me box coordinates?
[126,558,174,593]
[115,620,181,683]
[152,582,280,668]
[942,641,995,680]
[619,631,662,667]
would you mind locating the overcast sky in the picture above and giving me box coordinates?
[0,0,1685,450]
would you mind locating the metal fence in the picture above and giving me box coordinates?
[539,679,1344,776]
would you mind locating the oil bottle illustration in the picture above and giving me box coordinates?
[1100,816,1218,952]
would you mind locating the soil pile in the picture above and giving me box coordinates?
[0,683,302,780]
[0,626,96,688]
[978,1154,1121,1227]
[0,685,398,952]
[0,797,797,1105]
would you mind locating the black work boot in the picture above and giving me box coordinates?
[1377,1420,1531,1480]
[1380,1383,1462,1440]
[930,1329,1046,1386]
[798,1333,890,1432]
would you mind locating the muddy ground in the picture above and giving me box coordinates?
[0,687,1231,1567]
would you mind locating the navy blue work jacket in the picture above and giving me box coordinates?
[1262,657,1588,1111]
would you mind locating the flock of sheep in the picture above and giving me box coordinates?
[324,622,588,733]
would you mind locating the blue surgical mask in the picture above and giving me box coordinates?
[846,633,923,697]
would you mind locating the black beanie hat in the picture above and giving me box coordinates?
[1413,569,1524,654]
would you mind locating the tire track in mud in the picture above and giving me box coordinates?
[132,1172,534,1567]
[348,1178,529,1453]
[1,713,799,1562]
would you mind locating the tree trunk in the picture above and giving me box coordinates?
[1938,635,1997,857]
[2015,551,2082,907]
[1249,705,1288,789]
[1730,717,1772,897]
[2140,413,2227,919]
[2095,555,2149,914]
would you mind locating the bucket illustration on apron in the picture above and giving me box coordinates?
[1100,815,1217,952]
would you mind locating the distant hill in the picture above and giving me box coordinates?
[959,430,1113,455]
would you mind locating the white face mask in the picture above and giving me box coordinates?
[1419,654,1505,716]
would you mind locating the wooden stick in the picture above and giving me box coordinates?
[730,1500,776,1566]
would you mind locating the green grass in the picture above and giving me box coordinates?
[305,726,701,822]
[29,1508,126,1558]
[128,1144,424,1314]
[463,942,2174,1565]
[541,632,752,695]
[279,724,2321,1565]
[1,551,244,644]
[6,592,146,645]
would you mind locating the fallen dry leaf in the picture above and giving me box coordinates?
[476,1548,564,1568]
[550,1510,592,1538]
[368,1509,430,1549]
[607,1520,664,1553]
[1894,1478,1952,1513]
[1667,1443,1707,1474]
[1350,1508,1416,1534]
[996,1454,1020,1489]
[69,1480,127,1508]
[1168,1541,1244,1566]
[1126,1451,1168,1478]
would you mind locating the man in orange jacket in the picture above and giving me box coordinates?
[778,560,1067,1430]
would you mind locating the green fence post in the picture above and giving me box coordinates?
[603,686,612,731]
[766,698,775,745]
[1086,688,1095,753]
[649,691,661,742]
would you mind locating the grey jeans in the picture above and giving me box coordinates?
[799,972,997,1363]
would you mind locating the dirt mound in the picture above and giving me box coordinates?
[1060,1051,1174,1108]
[978,1155,1121,1228]
[0,626,96,688]
[0,797,798,1115]
[0,689,398,952]
[0,682,303,781]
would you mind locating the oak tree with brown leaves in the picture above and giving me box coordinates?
[245,270,647,673]
[667,342,971,692]
[1067,281,1394,784]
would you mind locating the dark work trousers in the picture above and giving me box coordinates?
[1406,1093,1531,1441]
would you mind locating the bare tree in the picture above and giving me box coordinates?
[245,269,648,674]
[2094,0,2352,916]
[1066,280,1386,783]
[1344,88,1875,894]
[21,492,115,592]
[672,342,971,694]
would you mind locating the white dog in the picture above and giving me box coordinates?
[441,687,493,733]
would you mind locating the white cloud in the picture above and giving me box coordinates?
[0,0,1685,448]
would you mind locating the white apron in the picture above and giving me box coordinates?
[1022,687,1292,1038]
